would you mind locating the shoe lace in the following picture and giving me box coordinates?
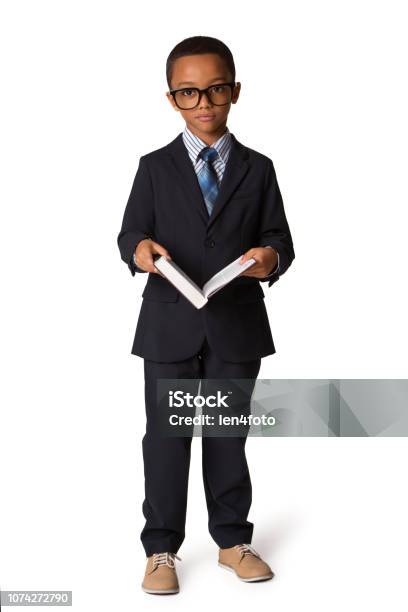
[235,543,261,559]
[152,552,181,569]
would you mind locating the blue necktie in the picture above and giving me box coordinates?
[197,147,219,216]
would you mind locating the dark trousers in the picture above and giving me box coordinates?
[140,336,261,556]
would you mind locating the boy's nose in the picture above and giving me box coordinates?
[199,92,212,106]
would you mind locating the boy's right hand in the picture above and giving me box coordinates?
[133,238,172,275]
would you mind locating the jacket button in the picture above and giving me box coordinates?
[205,239,215,248]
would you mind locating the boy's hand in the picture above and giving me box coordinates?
[134,238,172,275]
[238,247,278,278]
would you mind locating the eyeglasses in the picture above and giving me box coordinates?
[169,82,236,110]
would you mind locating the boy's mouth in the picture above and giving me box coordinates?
[196,114,216,122]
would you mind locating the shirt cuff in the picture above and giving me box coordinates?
[263,246,280,277]
[130,234,153,274]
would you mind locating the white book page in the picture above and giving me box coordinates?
[153,256,207,309]
[202,256,256,299]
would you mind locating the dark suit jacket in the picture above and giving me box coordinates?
[117,131,295,363]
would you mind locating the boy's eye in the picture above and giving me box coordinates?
[181,89,196,97]
[210,85,225,93]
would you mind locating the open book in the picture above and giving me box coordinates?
[153,254,256,309]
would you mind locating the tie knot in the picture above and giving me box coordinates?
[200,146,219,163]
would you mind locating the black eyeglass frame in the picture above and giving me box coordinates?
[169,82,237,109]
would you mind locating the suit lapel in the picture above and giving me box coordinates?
[167,131,250,230]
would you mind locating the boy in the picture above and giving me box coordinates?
[117,36,295,594]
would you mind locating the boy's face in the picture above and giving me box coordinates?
[166,53,240,142]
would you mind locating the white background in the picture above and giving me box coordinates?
[1,1,407,610]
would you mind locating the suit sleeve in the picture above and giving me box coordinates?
[258,160,295,288]
[117,155,155,276]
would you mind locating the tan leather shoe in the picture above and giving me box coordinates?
[141,552,181,594]
[218,544,274,582]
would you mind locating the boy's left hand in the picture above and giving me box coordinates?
[238,247,278,278]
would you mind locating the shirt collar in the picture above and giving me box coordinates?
[182,125,232,165]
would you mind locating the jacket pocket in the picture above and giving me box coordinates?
[232,279,265,303]
[141,274,180,302]
[232,188,259,200]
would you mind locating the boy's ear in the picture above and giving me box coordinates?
[232,82,241,103]
[166,91,179,111]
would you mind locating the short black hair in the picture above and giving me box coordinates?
[166,36,236,90]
